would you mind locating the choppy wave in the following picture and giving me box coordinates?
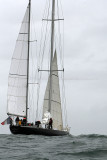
[0,134,107,160]
[78,134,107,138]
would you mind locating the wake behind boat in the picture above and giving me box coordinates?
[2,0,70,136]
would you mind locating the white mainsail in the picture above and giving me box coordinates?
[42,52,63,130]
[7,5,30,117]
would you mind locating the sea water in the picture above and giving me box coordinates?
[0,134,107,160]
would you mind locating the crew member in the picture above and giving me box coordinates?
[23,117,26,126]
[19,119,21,126]
[15,116,19,126]
[35,121,41,128]
[49,118,53,129]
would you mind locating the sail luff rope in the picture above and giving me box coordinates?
[61,19,68,128]
[57,0,64,128]
[63,73,68,127]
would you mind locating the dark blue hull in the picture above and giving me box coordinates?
[10,125,69,136]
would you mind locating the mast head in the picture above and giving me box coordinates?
[29,0,31,4]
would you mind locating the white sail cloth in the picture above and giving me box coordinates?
[7,5,30,117]
[42,111,51,124]
[42,52,63,130]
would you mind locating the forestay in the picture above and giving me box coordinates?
[42,52,63,130]
[7,4,30,117]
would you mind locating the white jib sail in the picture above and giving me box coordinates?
[7,5,30,117]
[42,52,63,130]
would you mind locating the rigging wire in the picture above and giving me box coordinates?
[56,0,68,127]
[36,0,51,121]
[35,0,68,128]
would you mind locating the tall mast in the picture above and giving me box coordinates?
[48,0,55,112]
[26,0,31,122]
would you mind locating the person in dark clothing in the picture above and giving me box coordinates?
[10,118,13,126]
[21,119,24,126]
[15,116,19,126]
[23,117,26,126]
[35,121,41,127]
[49,118,53,129]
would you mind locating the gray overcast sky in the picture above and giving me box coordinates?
[0,0,107,135]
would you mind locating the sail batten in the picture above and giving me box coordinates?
[7,4,30,117]
[42,52,63,130]
[44,99,61,104]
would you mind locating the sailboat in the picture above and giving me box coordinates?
[7,0,69,136]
